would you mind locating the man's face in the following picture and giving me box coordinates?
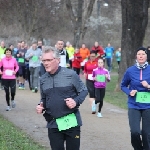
[82,44,85,49]
[17,42,21,48]
[32,43,37,50]
[1,41,5,48]
[38,41,42,46]
[57,41,64,50]
[21,41,25,48]
[42,52,60,73]
[94,42,98,47]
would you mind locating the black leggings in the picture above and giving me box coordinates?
[95,88,105,112]
[3,79,16,106]
[128,108,150,150]
[73,67,80,75]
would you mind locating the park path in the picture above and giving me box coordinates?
[0,80,133,150]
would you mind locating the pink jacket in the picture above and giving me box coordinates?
[0,56,19,79]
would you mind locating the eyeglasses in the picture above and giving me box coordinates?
[42,58,55,63]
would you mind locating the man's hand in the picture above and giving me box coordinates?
[130,90,137,96]
[65,98,76,109]
[141,80,149,88]
[36,103,44,114]
[105,74,109,79]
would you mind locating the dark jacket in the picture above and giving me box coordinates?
[40,66,88,128]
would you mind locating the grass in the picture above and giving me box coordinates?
[105,74,128,109]
[0,115,47,150]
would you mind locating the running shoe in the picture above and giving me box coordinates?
[32,89,35,93]
[92,101,96,114]
[6,106,11,111]
[22,84,25,90]
[97,112,103,118]
[11,100,16,108]
[18,83,22,90]
[34,87,38,93]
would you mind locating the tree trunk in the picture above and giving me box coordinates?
[115,0,149,91]
[73,0,83,48]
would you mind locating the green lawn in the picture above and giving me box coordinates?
[105,74,128,109]
[0,116,47,150]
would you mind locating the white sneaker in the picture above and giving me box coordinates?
[11,100,16,108]
[97,112,103,118]
[6,106,11,111]
[92,101,96,113]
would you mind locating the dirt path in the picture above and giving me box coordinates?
[0,84,132,150]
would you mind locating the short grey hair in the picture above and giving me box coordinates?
[42,46,60,58]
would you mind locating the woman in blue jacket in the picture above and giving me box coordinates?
[121,47,150,150]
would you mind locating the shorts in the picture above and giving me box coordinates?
[86,79,95,98]
[18,66,26,79]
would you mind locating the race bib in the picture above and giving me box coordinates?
[56,113,78,131]
[5,70,13,76]
[88,74,93,80]
[136,92,150,103]
[32,56,38,61]
[107,53,111,57]
[96,75,105,82]
[18,58,25,63]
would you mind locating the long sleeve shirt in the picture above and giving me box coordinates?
[40,66,88,128]
[0,56,19,79]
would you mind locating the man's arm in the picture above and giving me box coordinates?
[72,72,88,106]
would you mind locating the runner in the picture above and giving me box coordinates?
[115,47,121,66]
[92,58,110,117]
[79,43,90,74]
[91,41,105,58]
[72,48,82,75]
[36,46,88,150]
[57,40,70,67]
[121,47,150,150]
[66,41,75,68]
[16,41,27,89]
[104,43,114,72]
[0,48,19,111]
[25,41,41,93]
[84,51,98,114]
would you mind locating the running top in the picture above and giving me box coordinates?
[84,60,98,80]
[0,56,19,79]
[121,65,150,109]
[93,67,110,88]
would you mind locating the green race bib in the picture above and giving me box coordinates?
[107,53,111,57]
[136,92,150,103]
[56,113,78,131]
[18,58,24,63]
[32,56,38,61]
[96,75,105,82]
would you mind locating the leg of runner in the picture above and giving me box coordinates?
[128,109,143,150]
[29,67,34,92]
[95,88,105,118]
[3,79,11,111]
[10,79,16,108]
[33,67,40,93]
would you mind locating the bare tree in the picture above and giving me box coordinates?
[115,0,149,91]
[65,0,96,47]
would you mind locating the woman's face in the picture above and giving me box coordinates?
[90,53,96,61]
[98,59,104,68]
[136,50,147,64]
[5,50,12,57]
